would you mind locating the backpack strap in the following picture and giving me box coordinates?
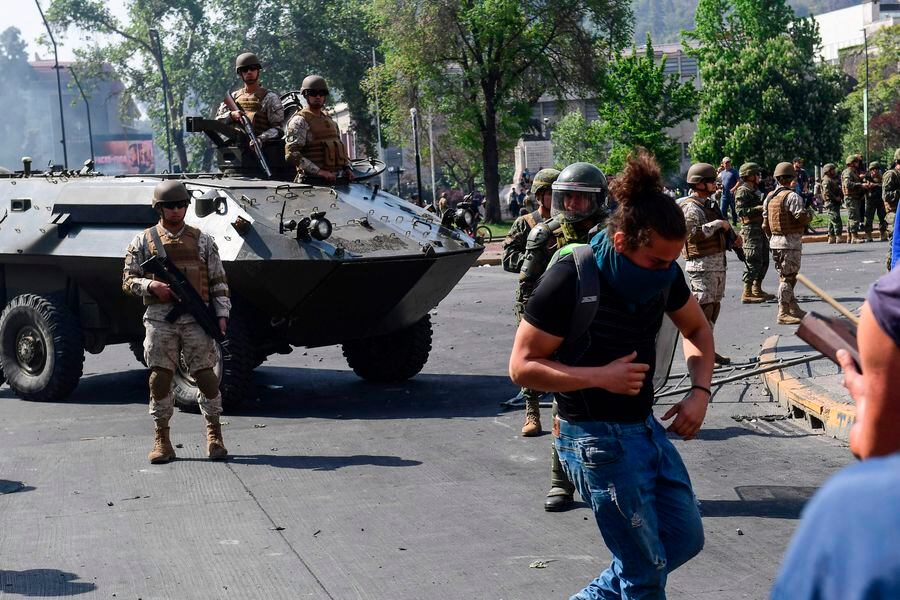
[553,243,600,364]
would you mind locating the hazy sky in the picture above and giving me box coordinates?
[4,0,128,62]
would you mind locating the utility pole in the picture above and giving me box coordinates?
[372,47,386,188]
[428,108,436,207]
[68,66,94,162]
[410,108,424,204]
[148,29,173,172]
[36,0,68,168]
[863,27,870,166]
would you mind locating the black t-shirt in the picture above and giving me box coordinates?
[523,255,691,423]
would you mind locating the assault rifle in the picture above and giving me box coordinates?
[710,202,746,263]
[222,93,272,178]
[141,255,225,342]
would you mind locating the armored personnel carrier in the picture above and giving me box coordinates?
[0,155,484,409]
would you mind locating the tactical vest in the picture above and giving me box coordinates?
[736,186,763,225]
[298,108,348,172]
[234,87,270,136]
[767,189,805,236]
[522,210,542,231]
[144,224,209,305]
[682,197,725,259]
[884,168,900,210]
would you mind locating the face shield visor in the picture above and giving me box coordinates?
[550,185,605,223]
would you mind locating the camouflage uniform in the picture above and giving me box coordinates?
[123,223,231,420]
[284,110,350,179]
[842,164,866,240]
[502,210,545,313]
[215,87,284,142]
[864,167,887,241]
[679,195,727,325]
[821,171,844,240]
[883,155,900,270]
[763,185,812,323]
[735,183,768,284]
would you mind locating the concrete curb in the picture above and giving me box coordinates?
[759,335,855,442]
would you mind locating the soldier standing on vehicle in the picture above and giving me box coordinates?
[679,162,741,365]
[822,163,844,244]
[864,162,887,244]
[763,162,814,325]
[518,162,608,511]
[215,53,284,147]
[285,75,354,184]
[842,154,872,244]
[502,168,559,436]
[885,149,900,270]
[123,181,232,464]
[735,162,775,304]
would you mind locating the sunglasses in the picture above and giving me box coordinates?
[305,90,328,97]
[161,201,189,209]
[238,65,260,74]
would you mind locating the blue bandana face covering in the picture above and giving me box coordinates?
[590,230,678,306]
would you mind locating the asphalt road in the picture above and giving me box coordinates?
[0,239,888,600]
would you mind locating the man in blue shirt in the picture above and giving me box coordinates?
[718,157,739,225]
[771,267,900,599]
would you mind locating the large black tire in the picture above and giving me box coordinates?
[342,315,432,382]
[173,313,254,412]
[0,294,84,402]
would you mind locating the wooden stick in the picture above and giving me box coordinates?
[796,273,860,325]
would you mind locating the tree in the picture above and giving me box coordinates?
[0,27,34,168]
[840,24,900,166]
[551,111,608,168]
[685,0,847,170]
[365,0,633,222]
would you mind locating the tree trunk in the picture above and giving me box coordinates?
[481,98,502,224]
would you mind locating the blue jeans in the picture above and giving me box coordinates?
[720,194,737,224]
[555,415,704,600]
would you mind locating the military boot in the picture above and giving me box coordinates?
[852,232,866,244]
[544,487,574,512]
[827,235,836,244]
[752,280,776,301]
[205,416,228,461]
[521,398,542,437]
[836,234,846,243]
[788,300,807,320]
[148,419,176,464]
[865,233,874,243]
[777,308,802,325]
[741,282,765,304]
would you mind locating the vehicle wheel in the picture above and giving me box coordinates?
[129,340,147,367]
[172,314,254,412]
[0,294,84,402]
[475,225,493,245]
[342,315,432,382]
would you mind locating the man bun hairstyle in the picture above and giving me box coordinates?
[607,148,687,250]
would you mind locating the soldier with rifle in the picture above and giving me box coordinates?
[735,162,776,304]
[842,154,873,244]
[284,75,355,184]
[863,161,887,244]
[884,148,900,270]
[215,52,284,177]
[123,181,232,464]
[822,163,844,244]
[679,162,742,365]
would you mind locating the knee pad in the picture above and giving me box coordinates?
[193,368,220,399]
[149,367,174,400]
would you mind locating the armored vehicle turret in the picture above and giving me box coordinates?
[0,158,484,409]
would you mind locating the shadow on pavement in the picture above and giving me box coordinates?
[229,453,422,471]
[0,480,36,495]
[697,426,815,441]
[0,569,96,596]
[699,485,817,519]
[0,369,148,406]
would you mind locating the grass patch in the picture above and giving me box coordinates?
[483,220,514,239]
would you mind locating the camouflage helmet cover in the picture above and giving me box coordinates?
[846,154,859,165]
[739,162,761,178]
[235,52,261,72]
[869,161,881,170]
[894,148,900,162]
[530,168,561,195]
[823,163,836,174]
[152,180,191,208]
[550,162,608,223]
[685,163,717,184]
[301,75,329,94]
[774,162,796,179]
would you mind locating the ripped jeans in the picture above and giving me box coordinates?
[556,415,704,600]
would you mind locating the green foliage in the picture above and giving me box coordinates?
[552,37,696,175]
[841,25,900,166]
[685,0,847,172]
[365,0,633,221]
[0,28,34,168]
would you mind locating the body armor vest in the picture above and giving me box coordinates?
[144,224,209,305]
[234,87,270,136]
[767,189,805,235]
[298,108,349,172]
[682,197,725,259]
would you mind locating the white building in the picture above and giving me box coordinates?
[815,1,900,63]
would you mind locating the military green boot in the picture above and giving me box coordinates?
[752,280,776,301]
[741,282,765,304]
[205,416,228,461]
[148,419,176,464]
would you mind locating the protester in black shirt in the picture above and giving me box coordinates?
[509,150,715,599]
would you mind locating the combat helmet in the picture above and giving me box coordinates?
[774,162,796,180]
[530,168,560,196]
[823,163,836,175]
[152,180,191,208]
[869,161,881,170]
[739,162,761,178]
[301,75,329,95]
[685,163,717,185]
[894,148,900,162]
[235,52,261,73]
[550,162,607,223]
[846,154,859,165]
